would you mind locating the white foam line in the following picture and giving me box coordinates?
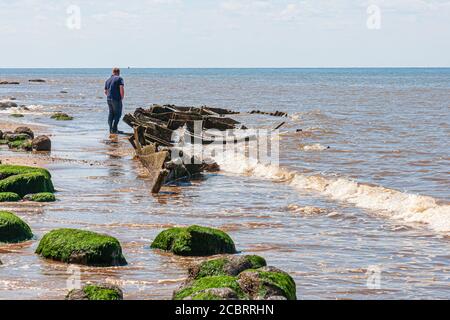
[209,148,450,234]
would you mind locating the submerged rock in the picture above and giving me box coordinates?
[0,81,20,85]
[32,135,51,151]
[189,255,267,280]
[0,165,54,197]
[50,112,73,121]
[0,101,18,110]
[23,192,55,202]
[66,284,123,300]
[35,228,127,266]
[151,225,237,256]
[0,211,33,243]
[0,192,21,202]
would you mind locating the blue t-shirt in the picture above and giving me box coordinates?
[105,75,124,101]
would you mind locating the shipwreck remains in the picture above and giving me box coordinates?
[123,104,249,193]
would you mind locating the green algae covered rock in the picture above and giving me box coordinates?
[51,112,73,121]
[190,255,267,280]
[151,225,236,256]
[8,139,32,151]
[0,192,21,202]
[175,258,297,300]
[0,211,33,243]
[237,266,297,300]
[23,192,56,202]
[173,276,246,300]
[0,165,55,197]
[35,228,127,266]
[66,284,123,300]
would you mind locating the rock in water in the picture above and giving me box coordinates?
[0,192,21,202]
[14,127,34,139]
[28,79,46,83]
[8,140,32,151]
[66,284,123,300]
[173,276,246,300]
[32,135,51,151]
[23,192,56,202]
[50,112,73,121]
[237,266,297,300]
[151,225,237,256]
[0,165,54,197]
[0,81,20,85]
[0,211,33,243]
[189,255,267,280]
[174,257,297,300]
[0,101,18,110]
[35,228,127,266]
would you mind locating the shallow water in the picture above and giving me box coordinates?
[0,68,449,299]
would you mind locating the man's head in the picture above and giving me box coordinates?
[112,67,120,76]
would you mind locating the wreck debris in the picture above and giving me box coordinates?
[250,110,288,117]
[124,104,252,193]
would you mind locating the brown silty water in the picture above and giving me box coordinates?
[0,68,449,299]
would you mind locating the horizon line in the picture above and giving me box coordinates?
[1,66,450,69]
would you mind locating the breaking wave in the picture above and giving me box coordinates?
[207,146,450,235]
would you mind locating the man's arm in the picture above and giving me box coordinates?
[120,85,124,100]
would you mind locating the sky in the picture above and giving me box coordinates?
[0,0,449,67]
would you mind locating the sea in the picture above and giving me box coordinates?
[0,68,449,299]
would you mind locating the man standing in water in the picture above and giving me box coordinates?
[104,67,125,135]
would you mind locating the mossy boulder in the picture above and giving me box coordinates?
[0,139,8,145]
[23,192,56,202]
[51,112,73,121]
[66,284,123,300]
[0,192,21,202]
[151,225,236,256]
[8,139,32,151]
[0,211,33,243]
[175,259,297,300]
[5,133,30,142]
[14,127,34,139]
[35,228,127,266]
[0,165,55,197]
[237,266,297,300]
[189,255,267,280]
[173,276,246,300]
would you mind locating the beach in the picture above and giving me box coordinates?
[1,68,449,300]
